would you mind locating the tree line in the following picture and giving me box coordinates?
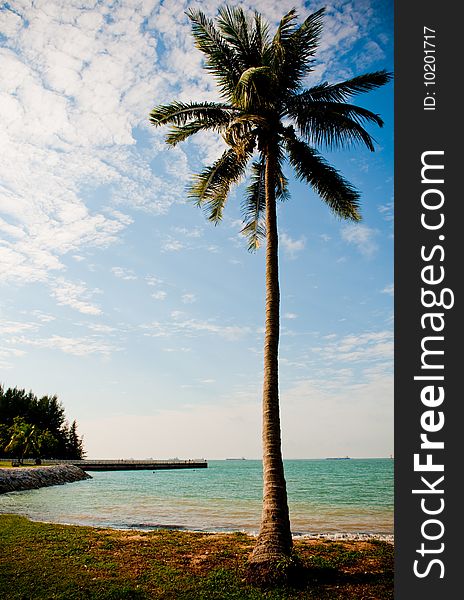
[0,385,85,462]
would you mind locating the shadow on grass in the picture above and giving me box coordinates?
[244,555,393,599]
[277,562,393,600]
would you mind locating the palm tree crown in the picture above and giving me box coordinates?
[150,6,390,250]
[149,5,391,582]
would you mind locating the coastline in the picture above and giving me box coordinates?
[0,465,91,494]
[8,513,393,543]
[108,523,394,543]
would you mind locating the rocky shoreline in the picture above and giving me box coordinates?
[0,464,91,494]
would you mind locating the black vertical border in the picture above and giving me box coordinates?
[395,1,461,597]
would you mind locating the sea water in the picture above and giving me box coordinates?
[0,459,393,536]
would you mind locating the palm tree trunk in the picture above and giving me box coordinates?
[249,150,292,569]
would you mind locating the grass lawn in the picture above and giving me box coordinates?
[0,514,393,599]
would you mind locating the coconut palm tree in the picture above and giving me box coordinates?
[149,6,391,580]
[5,417,39,464]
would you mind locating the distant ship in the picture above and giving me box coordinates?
[325,456,351,460]
[226,457,246,460]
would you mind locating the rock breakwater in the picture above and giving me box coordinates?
[0,464,91,494]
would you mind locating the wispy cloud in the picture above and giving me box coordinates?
[14,334,118,357]
[341,224,378,257]
[145,275,163,287]
[0,320,39,335]
[378,202,394,222]
[152,290,167,300]
[382,283,394,296]
[280,232,306,258]
[356,40,385,70]
[50,278,102,315]
[172,226,203,238]
[111,267,137,280]
[314,330,393,367]
[141,313,251,341]
[161,238,184,252]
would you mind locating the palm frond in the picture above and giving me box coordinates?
[240,152,289,251]
[149,101,235,128]
[233,66,273,109]
[165,121,223,146]
[217,7,255,66]
[292,7,325,58]
[189,146,251,223]
[287,97,384,127]
[275,158,290,202]
[251,12,270,59]
[284,131,361,220]
[186,9,242,99]
[286,101,382,151]
[272,8,299,49]
[241,158,266,251]
[300,71,392,102]
[271,8,325,95]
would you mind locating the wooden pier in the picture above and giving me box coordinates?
[45,459,208,472]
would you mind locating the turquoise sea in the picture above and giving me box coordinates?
[0,459,393,536]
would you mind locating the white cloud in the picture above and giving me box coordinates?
[382,283,394,296]
[111,266,137,280]
[145,275,163,286]
[152,290,167,300]
[30,311,56,323]
[0,346,27,370]
[162,346,191,353]
[86,323,115,333]
[378,202,394,221]
[0,6,24,37]
[50,278,102,315]
[341,224,378,257]
[284,312,298,320]
[12,334,118,357]
[0,320,38,335]
[161,238,184,252]
[356,40,385,70]
[141,314,251,341]
[280,232,306,258]
[314,330,393,367]
[172,226,203,238]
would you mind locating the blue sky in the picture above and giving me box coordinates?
[0,0,393,459]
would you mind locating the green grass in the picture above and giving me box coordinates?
[0,515,393,599]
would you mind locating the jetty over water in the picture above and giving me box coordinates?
[47,459,208,472]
